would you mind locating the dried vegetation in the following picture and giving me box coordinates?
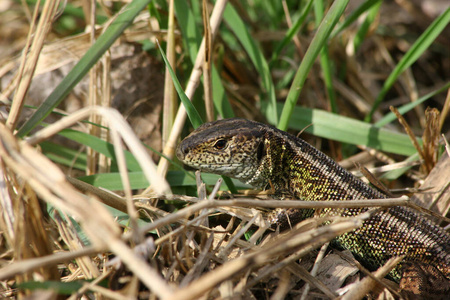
[0,0,449,299]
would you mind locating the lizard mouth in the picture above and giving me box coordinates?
[189,162,243,172]
[180,159,250,179]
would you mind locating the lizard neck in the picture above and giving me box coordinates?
[249,129,385,201]
[244,130,295,196]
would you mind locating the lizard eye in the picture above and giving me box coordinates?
[214,139,228,150]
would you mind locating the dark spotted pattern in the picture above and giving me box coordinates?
[177,118,450,281]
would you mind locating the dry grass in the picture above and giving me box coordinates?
[0,0,449,299]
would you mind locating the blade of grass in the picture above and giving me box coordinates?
[154,0,229,185]
[291,109,417,156]
[78,170,248,191]
[25,0,109,24]
[375,82,450,128]
[260,0,282,27]
[173,0,233,119]
[314,0,337,113]
[203,0,214,122]
[55,128,140,171]
[157,41,203,129]
[270,0,314,65]
[7,0,58,130]
[222,2,278,124]
[161,0,177,148]
[18,280,85,295]
[267,102,418,156]
[331,0,383,38]
[40,141,88,171]
[171,0,236,193]
[381,153,420,180]
[352,0,381,52]
[366,8,450,122]
[212,69,235,118]
[50,127,191,174]
[17,0,152,137]
[278,0,349,131]
[173,0,202,60]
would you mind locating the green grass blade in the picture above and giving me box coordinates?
[18,281,85,295]
[381,153,420,180]
[375,82,450,127]
[44,127,194,174]
[40,141,88,170]
[278,0,349,131]
[331,0,382,38]
[17,0,152,137]
[223,2,278,124]
[157,42,203,129]
[289,108,417,156]
[268,102,418,156]
[56,129,141,171]
[173,0,202,59]
[173,1,233,119]
[366,8,450,121]
[269,0,314,65]
[314,0,337,113]
[318,45,337,113]
[79,170,249,191]
[212,67,235,118]
[353,1,381,52]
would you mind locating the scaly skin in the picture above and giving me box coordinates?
[176,118,450,281]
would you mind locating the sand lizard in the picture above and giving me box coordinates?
[176,118,450,288]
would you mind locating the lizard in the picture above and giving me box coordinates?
[176,118,450,287]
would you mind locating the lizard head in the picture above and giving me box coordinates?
[176,118,267,182]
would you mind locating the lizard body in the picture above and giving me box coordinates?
[176,118,450,281]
